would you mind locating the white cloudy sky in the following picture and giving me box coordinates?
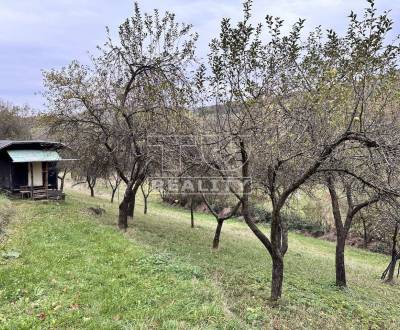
[0,0,398,109]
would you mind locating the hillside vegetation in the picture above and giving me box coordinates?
[0,190,399,329]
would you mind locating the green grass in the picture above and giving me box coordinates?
[0,196,235,329]
[1,189,400,329]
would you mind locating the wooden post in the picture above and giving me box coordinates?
[44,162,49,199]
[29,162,34,200]
[9,165,12,192]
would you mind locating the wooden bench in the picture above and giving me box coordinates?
[20,190,32,199]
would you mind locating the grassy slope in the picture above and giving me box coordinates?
[1,189,400,329]
[0,196,235,329]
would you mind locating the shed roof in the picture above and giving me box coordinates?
[7,150,63,163]
[0,140,64,151]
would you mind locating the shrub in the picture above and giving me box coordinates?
[249,205,272,223]
[248,203,326,235]
[283,212,326,236]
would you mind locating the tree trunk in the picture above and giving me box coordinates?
[190,198,194,228]
[118,199,129,231]
[59,170,67,192]
[336,235,347,287]
[60,177,65,192]
[327,178,347,288]
[270,207,286,301]
[271,255,284,301]
[384,223,399,283]
[362,217,368,248]
[118,186,133,230]
[213,220,223,249]
[127,183,141,218]
[386,254,397,283]
[240,176,285,301]
[87,176,96,197]
[111,188,117,204]
[127,193,136,218]
[144,196,148,214]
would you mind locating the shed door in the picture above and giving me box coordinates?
[28,162,43,187]
[12,163,28,189]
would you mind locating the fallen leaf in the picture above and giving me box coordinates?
[69,303,80,310]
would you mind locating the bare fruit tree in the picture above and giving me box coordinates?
[202,194,242,249]
[140,179,154,215]
[43,3,198,230]
[200,0,399,300]
[326,176,381,286]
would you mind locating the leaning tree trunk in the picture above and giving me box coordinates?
[110,188,117,204]
[213,219,224,249]
[382,223,399,283]
[336,235,347,287]
[386,254,398,283]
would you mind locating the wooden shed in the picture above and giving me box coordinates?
[0,140,66,200]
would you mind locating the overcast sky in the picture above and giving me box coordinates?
[0,0,398,110]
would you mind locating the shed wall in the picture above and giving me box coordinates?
[0,159,11,190]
